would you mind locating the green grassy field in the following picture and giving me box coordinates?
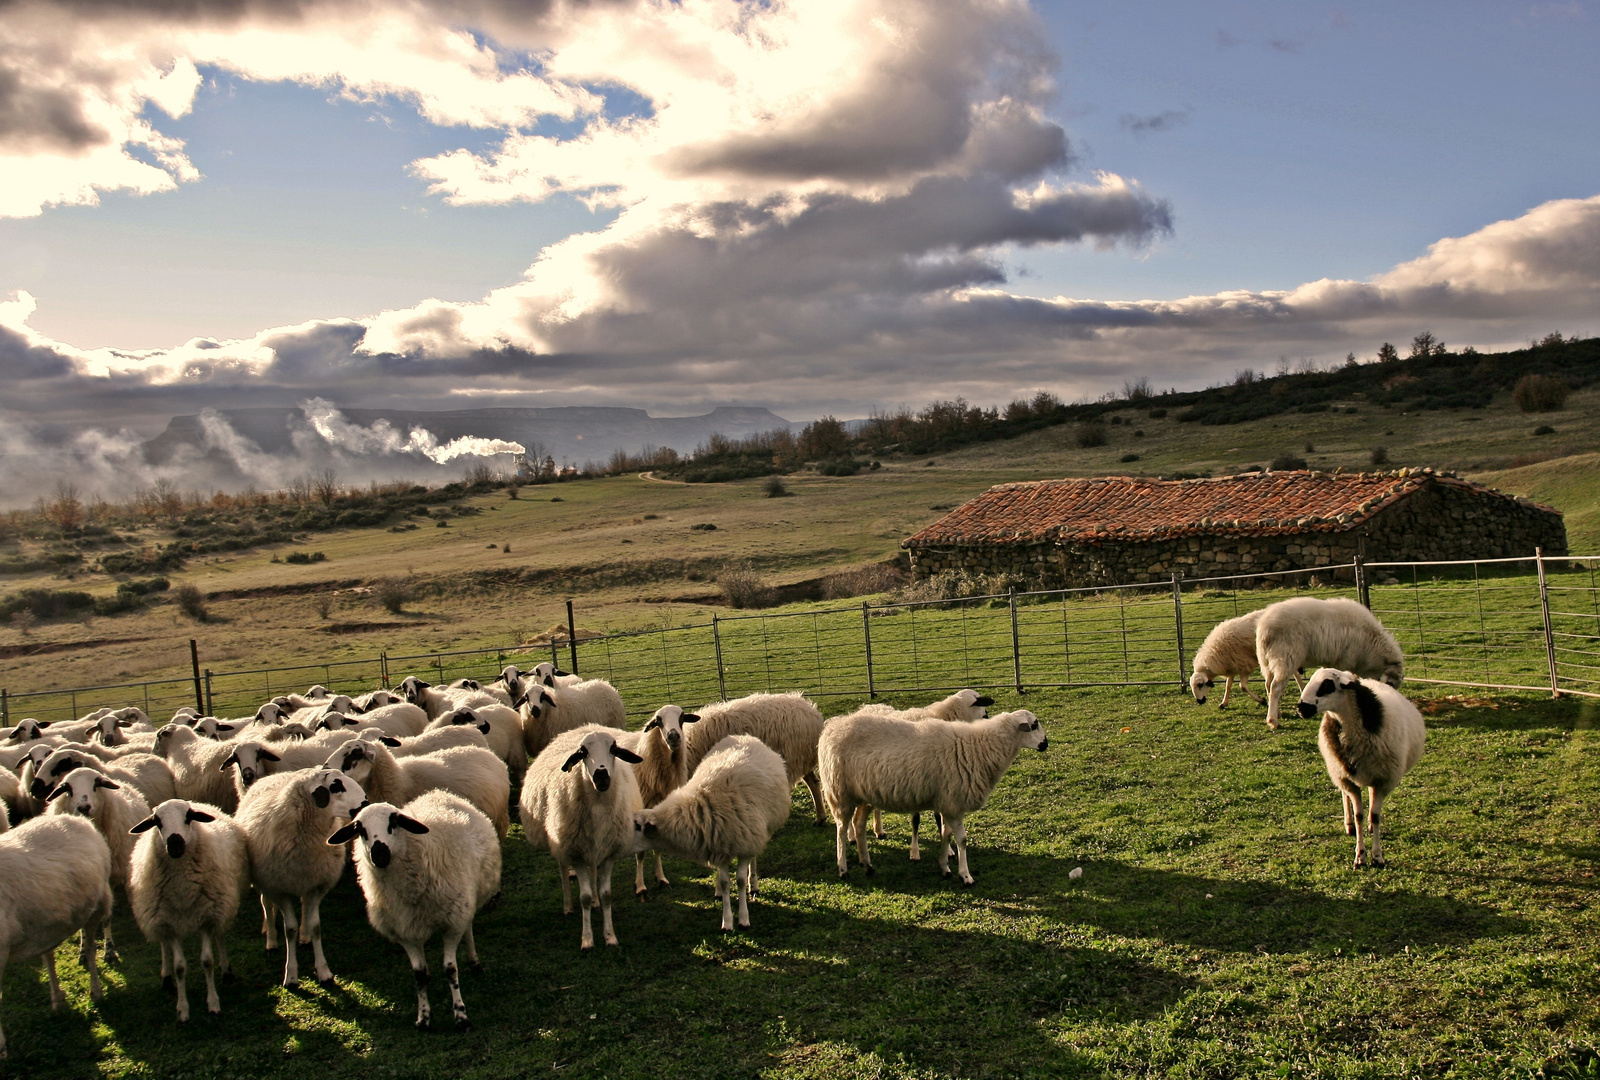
[4,683,1597,1079]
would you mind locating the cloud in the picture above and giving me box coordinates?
[1118,108,1191,136]
[301,397,524,461]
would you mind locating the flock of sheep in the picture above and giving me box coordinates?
[0,594,1427,1053]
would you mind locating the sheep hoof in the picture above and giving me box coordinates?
[837,868,848,878]
[635,888,650,902]
[162,975,176,994]
[657,879,672,890]
[284,977,300,990]
[962,878,976,888]
[813,819,828,827]
[1345,822,1356,836]
[318,975,336,988]
[865,865,876,876]
[416,1017,431,1031]
[941,869,952,879]
[1370,856,1386,869]
[222,970,237,985]
[103,947,120,965]
[469,960,485,976]
[208,1003,222,1016]
[455,1016,473,1032]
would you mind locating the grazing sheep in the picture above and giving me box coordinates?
[428,705,527,780]
[517,679,627,759]
[328,741,511,841]
[614,705,699,896]
[44,768,149,963]
[327,792,501,1030]
[818,710,1048,885]
[395,676,499,720]
[27,744,176,812]
[0,815,113,1057]
[359,725,491,759]
[152,724,240,811]
[1256,597,1405,729]
[519,727,644,949]
[1298,668,1427,869]
[236,769,367,987]
[851,689,995,842]
[128,799,249,1021]
[1188,609,1270,708]
[683,692,826,824]
[631,734,790,931]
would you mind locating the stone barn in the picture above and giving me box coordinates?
[903,468,1567,589]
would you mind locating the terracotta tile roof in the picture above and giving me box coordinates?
[903,469,1559,548]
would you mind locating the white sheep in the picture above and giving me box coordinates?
[44,767,149,963]
[314,700,429,740]
[818,709,1048,885]
[850,689,995,842]
[614,705,700,896]
[128,799,250,1021]
[235,768,367,987]
[1188,609,1270,708]
[3,718,53,745]
[152,723,240,811]
[519,726,644,949]
[517,678,627,759]
[27,744,176,812]
[327,792,501,1030]
[359,725,491,759]
[428,705,527,780]
[1297,668,1427,869]
[0,815,113,1057]
[448,677,514,709]
[682,692,825,824]
[220,730,362,797]
[527,661,582,690]
[1256,597,1405,729]
[351,689,403,712]
[395,676,499,720]
[327,741,511,840]
[630,734,791,931]
[0,771,24,828]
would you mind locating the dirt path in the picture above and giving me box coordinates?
[638,471,687,484]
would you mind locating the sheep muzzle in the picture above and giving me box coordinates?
[166,834,186,859]
[370,841,391,869]
[1297,702,1317,718]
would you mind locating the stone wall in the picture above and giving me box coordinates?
[904,479,1567,589]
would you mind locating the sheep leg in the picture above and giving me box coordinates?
[79,914,105,1002]
[1263,665,1285,729]
[403,942,431,1029]
[653,851,670,888]
[936,818,953,878]
[851,805,874,875]
[872,808,886,840]
[576,865,597,950]
[260,895,278,951]
[442,931,470,1030]
[100,921,119,966]
[748,857,759,897]
[463,924,483,975]
[597,858,618,947]
[718,862,736,931]
[951,816,975,885]
[305,890,334,985]
[909,811,921,860]
[635,853,649,899]
[1342,790,1357,835]
[1340,779,1367,869]
[1218,676,1234,708]
[802,771,826,825]
[170,937,191,1022]
[298,896,312,946]
[558,856,574,915]
[833,800,855,877]
[736,860,752,929]
[215,929,235,984]
[200,933,221,1015]
[43,949,65,1011]
[270,893,302,987]
[1367,787,1388,868]
[159,940,174,993]
[1242,673,1265,705]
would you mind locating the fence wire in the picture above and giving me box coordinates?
[4,553,1597,726]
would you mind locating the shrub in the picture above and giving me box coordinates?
[0,588,95,620]
[893,569,1010,605]
[1147,408,1167,419]
[284,550,327,565]
[173,583,208,622]
[374,577,412,615]
[1371,446,1390,466]
[690,523,718,532]
[1119,453,1141,463]
[1075,420,1107,448]
[1270,454,1308,471]
[1514,374,1569,412]
[10,610,36,635]
[820,564,905,600]
[764,476,790,498]
[718,567,772,610]
[1534,424,1556,436]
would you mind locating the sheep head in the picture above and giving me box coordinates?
[560,731,642,792]
[130,799,215,860]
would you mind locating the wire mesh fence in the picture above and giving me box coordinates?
[4,551,1597,727]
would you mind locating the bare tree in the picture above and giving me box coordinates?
[313,467,340,505]
[45,480,84,531]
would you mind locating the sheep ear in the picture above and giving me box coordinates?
[326,824,360,845]
[130,816,159,834]
[185,809,215,823]
[554,668,569,677]
[643,821,658,835]
[117,718,134,727]
[1338,673,1358,688]
[974,696,995,708]
[560,747,588,772]
[391,812,429,835]
[643,717,661,731]
[611,743,644,764]
[379,736,402,747]
[415,679,432,689]
[476,723,492,735]
[680,713,700,724]
[312,786,331,808]
[220,751,239,770]
[259,748,281,762]
[216,723,235,733]
[94,777,120,790]
[455,709,477,725]
[44,783,68,801]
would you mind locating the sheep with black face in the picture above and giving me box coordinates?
[1298,667,1426,869]
[519,726,643,949]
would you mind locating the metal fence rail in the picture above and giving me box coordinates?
[4,551,1597,726]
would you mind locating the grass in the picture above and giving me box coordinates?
[4,684,1598,1078]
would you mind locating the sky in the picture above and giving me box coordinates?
[1,0,1599,498]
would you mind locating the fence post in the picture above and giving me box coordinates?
[380,652,389,689]
[566,599,579,676]
[1171,572,1186,691]
[1355,554,1370,608]
[1008,588,1022,693]
[712,616,728,701]
[204,670,214,717]
[862,602,876,698]
[189,639,204,714]
[1,689,7,725]
[1537,546,1560,698]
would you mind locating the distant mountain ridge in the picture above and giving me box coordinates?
[143,405,805,466]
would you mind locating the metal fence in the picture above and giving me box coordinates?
[4,551,1598,726]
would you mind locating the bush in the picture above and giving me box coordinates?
[284,551,327,565]
[764,476,790,498]
[1534,424,1556,436]
[1514,374,1569,412]
[1075,421,1107,448]
[1147,408,1167,419]
[1119,453,1140,463]
[374,578,412,615]
[0,588,95,620]
[1270,454,1308,471]
[1371,446,1390,466]
[892,569,1010,605]
[820,564,906,600]
[173,583,208,622]
[718,567,772,610]
[690,523,718,532]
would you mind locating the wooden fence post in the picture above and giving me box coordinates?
[1537,547,1560,697]
[566,599,579,676]
[189,639,204,714]
[1009,588,1023,693]
[862,602,876,698]
[712,616,728,701]
[1171,572,1187,691]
